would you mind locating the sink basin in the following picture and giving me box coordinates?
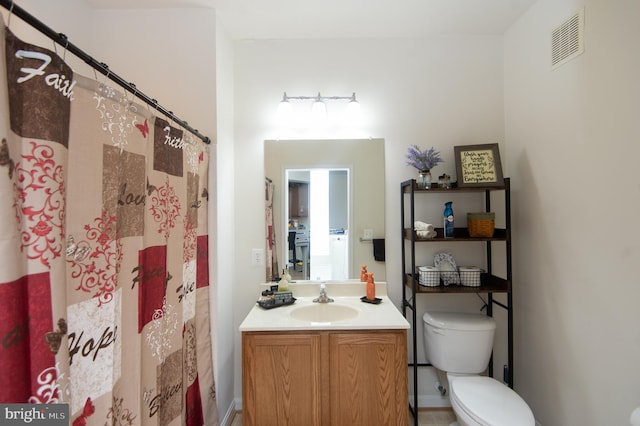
[289,303,359,323]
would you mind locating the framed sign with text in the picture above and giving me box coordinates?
[454,143,504,187]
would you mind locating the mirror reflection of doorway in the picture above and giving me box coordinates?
[265,138,385,282]
[286,168,349,280]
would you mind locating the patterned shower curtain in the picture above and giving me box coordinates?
[0,26,218,426]
[265,178,278,282]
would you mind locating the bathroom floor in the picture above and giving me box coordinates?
[229,408,456,425]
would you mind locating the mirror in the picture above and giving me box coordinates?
[265,138,385,282]
[286,168,349,280]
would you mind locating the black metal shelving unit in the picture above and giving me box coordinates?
[401,178,512,425]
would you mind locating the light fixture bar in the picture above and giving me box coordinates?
[281,92,357,102]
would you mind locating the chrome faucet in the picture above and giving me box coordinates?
[313,284,334,303]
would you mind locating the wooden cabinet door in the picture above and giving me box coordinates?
[243,332,321,426]
[328,331,408,426]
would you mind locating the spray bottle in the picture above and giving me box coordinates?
[444,201,454,238]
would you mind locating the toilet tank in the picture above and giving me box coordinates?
[422,311,496,374]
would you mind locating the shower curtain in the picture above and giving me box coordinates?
[0,26,218,426]
[265,178,278,281]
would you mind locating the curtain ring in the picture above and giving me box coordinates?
[101,64,111,86]
[62,35,69,62]
[7,0,14,28]
[128,82,138,105]
[152,99,160,117]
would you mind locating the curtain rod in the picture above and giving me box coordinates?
[0,0,211,145]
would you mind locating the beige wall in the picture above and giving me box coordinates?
[504,0,640,424]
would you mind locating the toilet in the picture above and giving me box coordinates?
[422,311,535,426]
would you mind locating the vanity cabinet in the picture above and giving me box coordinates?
[242,329,407,426]
[400,178,513,424]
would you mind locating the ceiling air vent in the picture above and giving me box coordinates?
[551,8,585,69]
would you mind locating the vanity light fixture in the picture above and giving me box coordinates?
[277,92,360,123]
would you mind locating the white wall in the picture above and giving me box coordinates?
[504,1,640,425]
[214,16,237,425]
[232,36,506,404]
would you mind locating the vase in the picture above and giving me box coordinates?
[417,170,432,189]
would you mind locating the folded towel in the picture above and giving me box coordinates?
[414,221,434,232]
[416,229,437,239]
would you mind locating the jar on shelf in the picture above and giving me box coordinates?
[417,170,432,189]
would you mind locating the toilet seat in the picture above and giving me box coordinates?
[449,376,535,426]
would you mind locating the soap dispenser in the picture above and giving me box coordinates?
[443,201,454,238]
[366,272,376,301]
[279,269,289,291]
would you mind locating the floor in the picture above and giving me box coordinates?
[229,408,457,425]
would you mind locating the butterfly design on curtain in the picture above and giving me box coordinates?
[66,235,91,263]
[135,118,149,138]
[146,177,157,195]
[0,138,14,179]
[44,318,68,355]
[72,397,95,426]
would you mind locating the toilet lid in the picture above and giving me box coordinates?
[450,376,535,426]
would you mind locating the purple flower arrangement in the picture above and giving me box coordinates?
[405,145,443,171]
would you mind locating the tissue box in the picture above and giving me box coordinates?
[458,266,483,287]
[417,266,440,287]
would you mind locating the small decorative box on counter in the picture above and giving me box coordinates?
[467,212,495,238]
[257,290,296,309]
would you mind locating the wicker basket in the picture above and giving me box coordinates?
[467,212,495,238]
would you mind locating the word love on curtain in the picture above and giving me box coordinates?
[0,25,218,426]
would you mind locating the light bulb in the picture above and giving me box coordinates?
[346,99,361,122]
[311,99,327,123]
[277,99,293,124]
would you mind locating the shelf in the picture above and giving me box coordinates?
[404,273,510,294]
[404,227,508,241]
[401,179,506,193]
[402,177,513,422]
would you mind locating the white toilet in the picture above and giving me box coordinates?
[422,311,535,426]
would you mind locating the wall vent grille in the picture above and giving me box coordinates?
[552,8,585,69]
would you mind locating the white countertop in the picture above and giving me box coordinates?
[239,281,410,331]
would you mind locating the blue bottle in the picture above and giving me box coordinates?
[444,201,454,238]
